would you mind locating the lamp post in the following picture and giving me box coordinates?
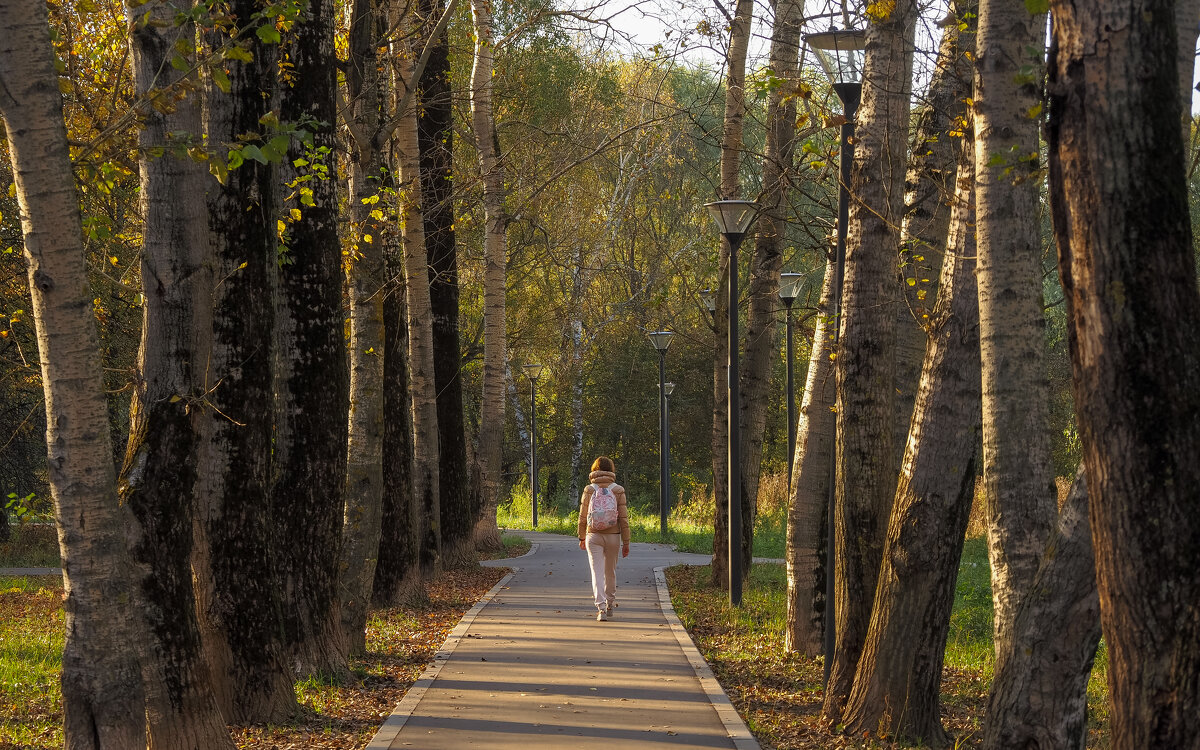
[648,331,675,537]
[803,24,865,687]
[704,199,759,607]
[779,272,804,488]
[664,381,674,529]
[522,363,544,528]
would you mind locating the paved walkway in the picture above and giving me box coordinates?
[368,531,758,749]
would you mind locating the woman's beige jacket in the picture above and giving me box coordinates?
[577,469,631,543]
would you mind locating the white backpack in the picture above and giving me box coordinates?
[588,484,618,531]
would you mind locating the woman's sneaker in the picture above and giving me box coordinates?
[596,609,608,621]
[606,602,616,617]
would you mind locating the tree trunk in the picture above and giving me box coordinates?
[892,0,975,460]
[738,0,803,575]
[710,0,754,588]
[973,0,1056,664]
[470,0,507,551]
[121,2,233,744]
[0,4,147,744]
[274,0,350,678]
[784,255,835,656]
[983,466,1100,750]
[418,0,473,569]
[823,0,915,720]
[395,24,442,579]
[1048,0,1200,741]
[373,271,422,605]
[340,0,389,653]
[193,11,296,722]
[841,122,979,747]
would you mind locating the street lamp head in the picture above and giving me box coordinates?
[804,27,866,88]
[664,382,675,397]
[704,200,759,238]
[779,272,804,305]
[699,288,717,314]
[648,330,675,352]
[522,363,543,380]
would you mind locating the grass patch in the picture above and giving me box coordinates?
[0,575,64,749]
[0,524,60,568]
[497,499,786,557]
[666,539,1111,749]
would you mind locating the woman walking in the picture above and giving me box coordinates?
[578,456,631,621]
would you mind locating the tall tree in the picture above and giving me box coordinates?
[823,0,916,719]
[0,2,147,744]
[737,0,804,578]
[418,0,473,568]
[470,0,507,550]
[784,255,835,656]
[841,117,980,746]
[120,0,233,744]
[973,0,1055,662]
[982,467,1100,750]
[395,8,442,578]
[274,0,351,677]
[1048,0,1200,740]
[340,0,390,649]
[710,0,754,589]
[892,0,975,456]
[192,5,297,722]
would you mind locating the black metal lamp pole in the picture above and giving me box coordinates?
[648,331,675,538]
[804,24,866,688]
[664,381,674,530]
[523,363,543,528]
[779,273,803,488]
[704,200,759,607]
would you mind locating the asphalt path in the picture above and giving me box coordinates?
[368,530,758,750]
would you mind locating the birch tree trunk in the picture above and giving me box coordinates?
[784,255,835,656]
[824,0,915,718]
[275,0,350,678]
[0,3,147,744]
[737,0,804,576]
[418,0,473,569]
[340,0,390,651]
[1048,0,1200,740]
[982,467,1100,750]
[396,26,442,578]
[841,123,979,746]
[470,0,507,551]
[120,1,232,744]
[892,1,975,457]
[973,0,1055,663]
[710,0,754,588]
[193,8,296,722]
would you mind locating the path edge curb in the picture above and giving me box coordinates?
[654,566,760,750]
[365,567,517,749]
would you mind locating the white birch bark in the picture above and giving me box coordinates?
[470,0,507,549]
[0,2,147,744]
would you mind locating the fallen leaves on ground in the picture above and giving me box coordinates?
[234,565,508,750]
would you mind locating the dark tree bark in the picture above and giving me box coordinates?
[0,2,147,743]
[983,466,1100,750]
[373,266,421,605]
[418,0,474,569]
[823,0,916,719]
[120,1,233,744]
[274,0,350,679]
[841,122,979,747]
[1048,0,1200,742]
[193,8,296,723]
